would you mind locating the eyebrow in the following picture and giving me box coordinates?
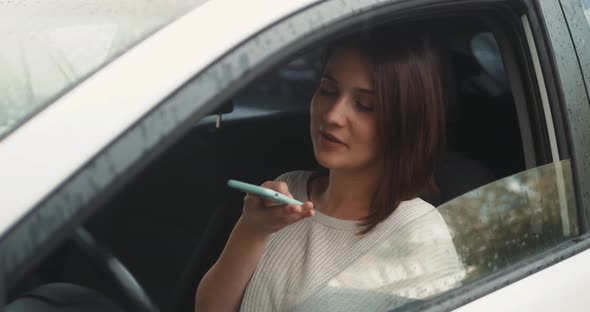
[322,73,375,95]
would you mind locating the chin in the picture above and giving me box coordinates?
[315,150,381,173]
[314,151,348,170]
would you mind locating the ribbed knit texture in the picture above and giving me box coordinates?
[240,171,465,312]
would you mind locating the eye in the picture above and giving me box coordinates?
[354,101,374,112]
[319,86,338,97]
[318,79,338,97]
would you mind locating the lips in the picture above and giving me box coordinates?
[319,131,346,146]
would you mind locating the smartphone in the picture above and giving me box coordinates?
[227,179,303,205]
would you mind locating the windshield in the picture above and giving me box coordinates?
[0,0,209,139]
[295,160,578,311]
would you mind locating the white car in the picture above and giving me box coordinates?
[1,0,590,311]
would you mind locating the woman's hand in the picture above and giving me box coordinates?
[196,180,313,312]
[240,181,314,236]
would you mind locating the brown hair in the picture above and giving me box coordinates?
[324,28,446,234]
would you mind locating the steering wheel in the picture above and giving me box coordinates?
[72,228,159,312]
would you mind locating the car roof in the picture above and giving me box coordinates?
[0,0,319,238]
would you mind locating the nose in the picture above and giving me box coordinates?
[323,95,348,126]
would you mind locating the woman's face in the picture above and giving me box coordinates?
[310,47,382,172]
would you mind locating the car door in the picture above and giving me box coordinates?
[0,0,320,305]
[2,0,590,311]
[424,0,590,311]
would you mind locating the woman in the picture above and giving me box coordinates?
[195,28,464,312]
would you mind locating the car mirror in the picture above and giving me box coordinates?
[209,99,233,129]
[210,99,234,115]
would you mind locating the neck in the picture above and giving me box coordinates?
[316,167,381,220]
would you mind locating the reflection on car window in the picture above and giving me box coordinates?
[0,0,208,139]
[442,160,577,282]
[232,52,321,113]
[583,0,590,26]
[295,160,577,311]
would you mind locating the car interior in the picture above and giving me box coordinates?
[5,15,529,312]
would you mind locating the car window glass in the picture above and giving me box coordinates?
[231,52,321,114]
[295,160,578,312]
[583,0,590,26]
[0,0,208,139]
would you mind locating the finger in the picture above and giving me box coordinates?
[302,202,315,217]
[282,209,307,225]
[274,181,290,196]
[243,194,262,207]
[265,199,293,209]
[263,199,283,208]
[285,206,315,224]
[285,204,302,214]
[282,203,313,219]
[262,181,293,198]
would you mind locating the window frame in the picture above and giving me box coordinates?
[536,0,590,230]
[560,0,590,100]
[558,0,590,232]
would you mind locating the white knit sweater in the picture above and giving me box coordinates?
[240,171,465,312]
